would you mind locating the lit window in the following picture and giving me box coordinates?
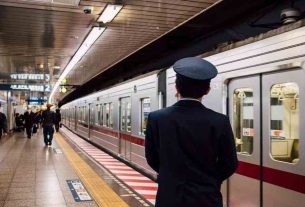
[109,103,113,128]
[140,98,151,136]
[120,98,131,132]
[270,83,299,163]
[233,88,254,155]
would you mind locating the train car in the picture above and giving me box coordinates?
[62,24,305,206]
[62,72,159,175]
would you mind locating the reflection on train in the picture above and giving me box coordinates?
[62,25,305,206]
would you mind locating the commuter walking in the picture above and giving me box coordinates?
[15,113,23,132]
[0,108,7,139]
[54,108,61,132]
[42,104,55,146]
[145,57,238,207]
[35,110,42,129]
[24,107,35,139]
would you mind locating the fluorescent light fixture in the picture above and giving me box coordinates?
[49,27,105,103]
[98,4,123,23]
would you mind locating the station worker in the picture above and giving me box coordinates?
[145,57,238,207]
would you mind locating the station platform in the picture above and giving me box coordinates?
[0,127,155,207]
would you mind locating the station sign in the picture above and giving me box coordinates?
[29,96,48,101]
[27,97,48,106]
[10,73,50,81]
[0,84,51,92]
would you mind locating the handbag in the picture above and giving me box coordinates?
[32,124,38,133]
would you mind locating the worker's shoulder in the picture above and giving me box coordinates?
[148,106,175,120]
[205,107,229,123]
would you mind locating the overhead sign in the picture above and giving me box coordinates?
[0,84,51,92]
[10,73,50,81]
[29,96,48,101]
[10,84,51,92]
[27,96,48,105]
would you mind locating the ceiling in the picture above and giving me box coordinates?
[0,0,219,103]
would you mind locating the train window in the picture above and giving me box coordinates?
[100,104,103,126]
[233,88,254,155]
[120,98,131,133]
[270,83,299,163]
[140,98,151,136]
[105,103,110,127]
[96,105,100,125]
[90,105,94,125]
[78,107,82,122]
[109,103,113,128]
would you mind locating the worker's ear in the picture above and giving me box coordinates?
[175,84,180,98]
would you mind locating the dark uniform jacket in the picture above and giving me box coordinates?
[42,110,55,127]
[0,112,7,133]
[24,111,35,127]
[55,112,61,124]
[145,100,238,207]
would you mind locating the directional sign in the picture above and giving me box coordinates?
[0,84,51,92]
[10,73,50,81]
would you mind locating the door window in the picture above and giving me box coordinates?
[120,97,131,132]
[233,88,254,155]
[140,98,151,136]
[270,83,299,163]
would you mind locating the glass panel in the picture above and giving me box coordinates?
[270,83,299,163]
[120,100,126,131]
[105,103,110,127]
[78,107,82,122]
[109,103,113,128]
[141,98,151,136]
[233,88,254,155]
[90,105,94,125]
[126,99,132,133]
[96,104,100,125]
[100,104,103,126]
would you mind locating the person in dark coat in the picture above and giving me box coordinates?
[35,110,42,129]
[15,113,23,132]
[145,57,238,207]
[24,107,35,139]
[42,104,56,146]
[0,109,7,138]
[54,108,61,132]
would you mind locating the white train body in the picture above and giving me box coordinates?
[62,25,305,206]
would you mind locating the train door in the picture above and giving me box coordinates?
[228,76,261,207]
[119,97,132,160]
[89,103,95,138]
[262,69,305,207]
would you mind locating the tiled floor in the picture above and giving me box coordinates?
[0,129,98,207]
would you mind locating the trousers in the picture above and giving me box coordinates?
[43,125,54,145]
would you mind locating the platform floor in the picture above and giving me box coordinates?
[0,128,153,207]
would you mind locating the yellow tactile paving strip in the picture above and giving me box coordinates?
[55,133,129,207]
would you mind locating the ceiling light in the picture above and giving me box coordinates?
[98,4,123,23]
[49,27,105,103]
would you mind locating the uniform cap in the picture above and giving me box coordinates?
[173,57,218,80]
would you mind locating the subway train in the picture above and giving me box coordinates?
[61,23,305,206]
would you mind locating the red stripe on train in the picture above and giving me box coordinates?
[81,123,146,146]
[237,161,305,194]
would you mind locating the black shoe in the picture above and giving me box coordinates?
[27,136,31,139]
